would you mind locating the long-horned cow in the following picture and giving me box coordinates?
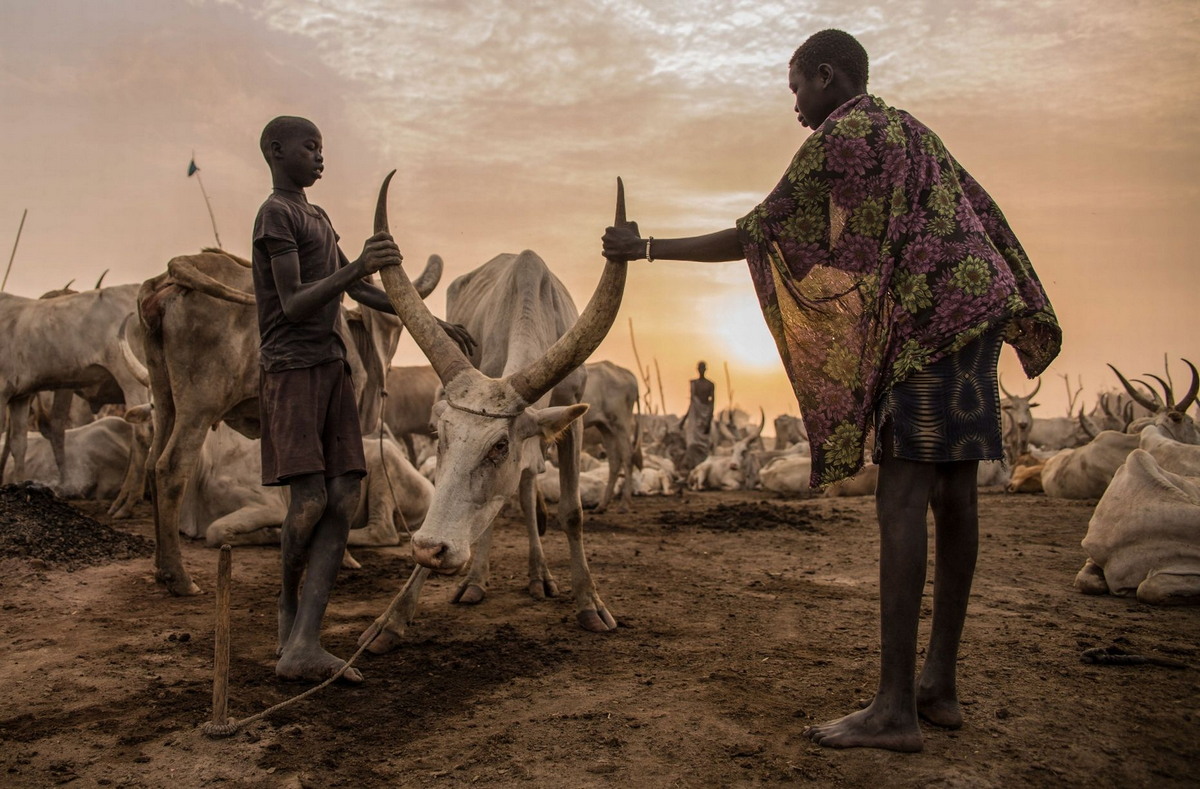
[1041,361,1199,500]
[999,375,1040,465]
[581,360,640,513]
[359,173,629,654]
[138,247,443,595]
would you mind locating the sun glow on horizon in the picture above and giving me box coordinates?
[712,289,780,371]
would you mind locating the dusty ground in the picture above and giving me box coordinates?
[1,487,1197,788]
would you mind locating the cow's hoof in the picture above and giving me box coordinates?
[577,608,617,632]
[158,570,201,597]
[341,550,361,570]
[528,578,560,599]
[454,583,486,605]
[358,625,404,655]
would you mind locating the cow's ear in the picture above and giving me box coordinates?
[1030,401,1040,408]
[428,400,449,434]
[524,404,589,443]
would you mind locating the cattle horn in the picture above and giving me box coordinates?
[118,313,150,388]
[373,170,476,387]
[506,178,629,405]
[94,269,109,289]
[751,407,766,441]
[1028,377,1041,399]
[1077,406,1096,440]
[1144,374,1175,410]
[998,374,1013,399]
[1108,364,1161,413]
[410,254,443,300]
[1174,359,1199,413]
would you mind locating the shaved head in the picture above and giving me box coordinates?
[260,116,319,161]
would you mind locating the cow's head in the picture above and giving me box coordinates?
[1109,360,1200,444]
[727,408,766,471]
[373,171,627,573]
[1000,375,1041,450]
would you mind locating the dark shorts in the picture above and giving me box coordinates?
[259,360,367,486]
[873,330,1005,464]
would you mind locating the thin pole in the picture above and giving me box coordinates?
[210,545,232,729]
[194,169,223,249]
[1,208,28,293]
[654,357,667,416]
[628,318,653,414]
[723,361,734,411]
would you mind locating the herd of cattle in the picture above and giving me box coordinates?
[2,180,1197,617]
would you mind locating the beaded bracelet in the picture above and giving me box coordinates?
[645,236,655,262]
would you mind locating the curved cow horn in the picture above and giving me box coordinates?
[411,254,443,299]
[1175,359,1200,413]
[62,278,76,292]
[751,407,766,440]
[1108,364,1160,413]
[373,170,476,387]
[998,374,1013,400]
[1077,406,1096,440]
[1144,374,1175,410]
[118,313,150,388]
[506,178,630,405]
[94,269,109,289]
[1027,377,1041,399]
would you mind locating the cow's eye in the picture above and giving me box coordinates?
[486,437,509,464]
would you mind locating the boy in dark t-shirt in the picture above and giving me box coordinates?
[252,115,403,683]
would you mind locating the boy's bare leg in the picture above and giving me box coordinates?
[916,460,979,729]
[805,434,931,753]
[277,473,326,655]
[277,472,363,683]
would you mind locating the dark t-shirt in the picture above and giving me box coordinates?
[251,193,347,372]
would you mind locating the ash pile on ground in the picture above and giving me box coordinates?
[659,501,825,533]
[0,483,152,569]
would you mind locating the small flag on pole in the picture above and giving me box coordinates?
[187,158,199,177]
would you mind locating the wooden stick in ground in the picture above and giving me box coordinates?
[211,544,232,729]
[628,318,654,414]
[654,357,667,416]
[723,361,734,412]
[1,208,28,293]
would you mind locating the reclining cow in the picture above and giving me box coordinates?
[581,360,640,513]
[359,175,629,654]
[1075,447,1200,605]
[686,409,765,491]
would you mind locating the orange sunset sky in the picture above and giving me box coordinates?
[2,1,1197,422]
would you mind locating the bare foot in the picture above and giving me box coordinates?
[804,705,923,752]
[276,645,363,684]
[277,596,297,657]
[916,686,963,729]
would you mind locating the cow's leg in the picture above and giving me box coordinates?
[594,426,617,514]
[109,422,150,519]
[452,523,495,605]
[151,419,206,596]
[915,459,980,730]
[1074,559,1109,595]
[205,504,283,548]
[346,466,401,546]
[48,390,72,482]
[357,565,429,655]
[805,427,929,753]
[557,419,616,632]
[1137,571,1200,605]
[4,396,32,481]
[520,468,558,599]
[276,472,363,683]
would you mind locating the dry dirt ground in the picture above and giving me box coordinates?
[1,485,1197,788]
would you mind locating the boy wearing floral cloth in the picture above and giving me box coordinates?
[602,29,1060,751]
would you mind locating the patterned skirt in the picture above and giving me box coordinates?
[873,330,1005,464]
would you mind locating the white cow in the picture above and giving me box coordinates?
[758,453,813,496]
[581,360,640,513]
[1,417,136,499]
[1075,449,1200,605]
[359,174,629,654]
[686,409,765,491]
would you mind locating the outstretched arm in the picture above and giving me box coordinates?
[268,231,400,322]
[601,226,743,263]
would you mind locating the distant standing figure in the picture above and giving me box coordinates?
[682,361,716,470]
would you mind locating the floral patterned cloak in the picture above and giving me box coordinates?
[737,94,1061,488]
